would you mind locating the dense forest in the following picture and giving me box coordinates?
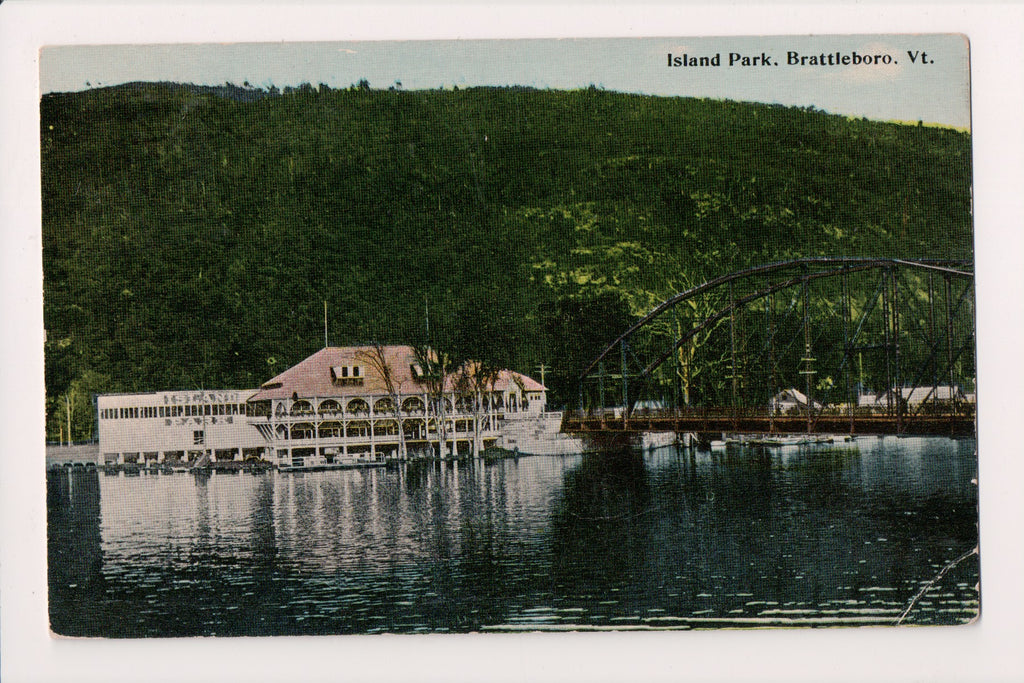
[40,82,973,440]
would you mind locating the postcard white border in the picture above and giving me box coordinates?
[2,3,1022,683]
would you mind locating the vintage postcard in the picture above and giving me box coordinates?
[41,34,978,643]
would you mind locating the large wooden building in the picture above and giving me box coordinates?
[247,345,546,468]
[96,346,547,468]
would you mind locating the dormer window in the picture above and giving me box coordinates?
[331,365,365,386]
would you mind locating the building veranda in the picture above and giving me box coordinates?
[249,346,546,468]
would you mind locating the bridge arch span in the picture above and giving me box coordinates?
[574,257,974,436]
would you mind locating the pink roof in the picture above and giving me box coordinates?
[501,370,546,392]
[249,346,545,401]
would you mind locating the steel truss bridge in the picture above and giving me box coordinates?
[563,257,975,438]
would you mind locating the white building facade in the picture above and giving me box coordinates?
[97,389,264,465]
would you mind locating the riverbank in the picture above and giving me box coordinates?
[45,442,99,469]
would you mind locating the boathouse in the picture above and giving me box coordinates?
[97,389,265,466]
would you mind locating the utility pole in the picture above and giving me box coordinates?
[534,364,549,413]
[66,393,72,444]
[799,277,815,434]
[324,301,329,349]
[535,363,548,388]
[621,339,628,424]
[728,281,739,426]
[858,352,864,397]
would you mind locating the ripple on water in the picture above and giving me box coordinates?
[50,443,979,635]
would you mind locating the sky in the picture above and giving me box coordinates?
[40,34,971,128]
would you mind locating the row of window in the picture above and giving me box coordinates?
[281,396,519,415]
[101,403,248,420]
[278,417,492,440]
[101,395,534,422]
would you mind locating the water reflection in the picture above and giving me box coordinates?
[48,469,104,636]
[48,437,978,636]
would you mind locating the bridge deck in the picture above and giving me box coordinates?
[562,412,975,438]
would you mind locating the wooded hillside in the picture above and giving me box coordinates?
[41,83,972,439]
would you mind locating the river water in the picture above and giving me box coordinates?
[48,436,978,637]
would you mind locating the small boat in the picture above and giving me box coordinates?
[278,459,387,473]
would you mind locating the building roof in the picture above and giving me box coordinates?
[500,369,546,393]
[858,392,887,407]
[249,346,545,402]
[858,386,964,407]
[899,386,963,403]
[771,388,821,408]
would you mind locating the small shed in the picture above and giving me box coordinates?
[770,389,822,415]
[898,385,965,407]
